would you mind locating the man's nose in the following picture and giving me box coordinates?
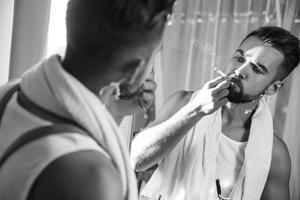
[234,62,249,79]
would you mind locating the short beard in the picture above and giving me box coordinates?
[227,74,261,104]
[228,92,259,104]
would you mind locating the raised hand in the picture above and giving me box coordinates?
[184,76,230,116]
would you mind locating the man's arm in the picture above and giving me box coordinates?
[261,135,291,200]
[131,77,229,172]
[28,150,123,200]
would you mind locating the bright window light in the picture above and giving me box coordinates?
[47,0,69,56]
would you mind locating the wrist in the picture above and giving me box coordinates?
[177,104,206,121]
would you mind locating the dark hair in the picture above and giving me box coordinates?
[242,26,300,78]
[66,0,175,55]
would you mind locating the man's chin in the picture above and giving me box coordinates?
[228,99,250,104]
[227,95,258,104]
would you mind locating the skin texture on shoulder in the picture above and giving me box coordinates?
[261,135,291,200]
[28,150,123,200]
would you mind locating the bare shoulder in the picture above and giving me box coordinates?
[28,150,123,200]
[270,135,291,177]
[261,135,291,199]
[149,90,194,127]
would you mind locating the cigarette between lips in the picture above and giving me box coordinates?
[214,67,227,77]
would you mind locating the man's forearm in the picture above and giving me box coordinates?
[130,107,205,171]
[131,77,229,171]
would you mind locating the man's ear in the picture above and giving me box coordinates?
[264,81,283,95]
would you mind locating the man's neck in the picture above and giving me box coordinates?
[221,99,260,142]
[222,100,259,126]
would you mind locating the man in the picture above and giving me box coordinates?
[131,26,300,200]
[0,0,178,200]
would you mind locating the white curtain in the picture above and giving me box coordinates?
[282,66,300,200]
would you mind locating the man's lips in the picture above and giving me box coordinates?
[230,76,242,91]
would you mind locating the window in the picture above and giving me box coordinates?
[0,1,14,85]
[47,0,69,56]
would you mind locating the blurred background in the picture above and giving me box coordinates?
[0,0,299,199]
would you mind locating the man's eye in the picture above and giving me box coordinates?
[233,56,245,63]
[251,65,264,74]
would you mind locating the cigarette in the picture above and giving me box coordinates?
[214,67,227,77]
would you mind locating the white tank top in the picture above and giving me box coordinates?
[215,132,247,197]
[0,93,109,200]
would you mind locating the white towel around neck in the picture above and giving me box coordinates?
[20,55,138,200]
[141,98,273,200]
